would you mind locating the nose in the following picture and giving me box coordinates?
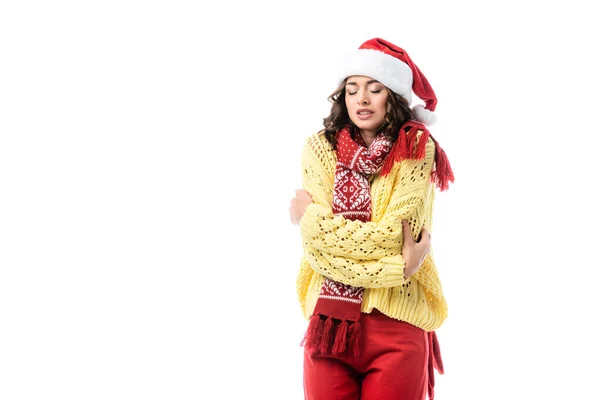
[357,91,370,105]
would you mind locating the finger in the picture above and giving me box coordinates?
[402,220,413,242]
[421,227,431,241]
[299,189,312,200]
[419,227,431,244]
[296,188,306,196]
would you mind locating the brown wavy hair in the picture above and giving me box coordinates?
[323,78,414,150]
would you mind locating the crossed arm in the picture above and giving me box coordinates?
[290,134,434,288]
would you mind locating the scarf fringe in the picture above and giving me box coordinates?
[302,314,361,356]
[300,313,323,350]
[380,120,454,192]
[320,316,335,353]
[332,320,349,354]
[431,140,454,192]
[347,319,362,355]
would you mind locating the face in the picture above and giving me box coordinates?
[344,76,389,137]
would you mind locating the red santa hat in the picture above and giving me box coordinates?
[338,38,438,125]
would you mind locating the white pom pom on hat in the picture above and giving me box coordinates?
[337,38,438,126]
[412,104,437,126]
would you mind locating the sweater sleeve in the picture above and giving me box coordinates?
[298,133,435,288]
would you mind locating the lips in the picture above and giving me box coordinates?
[356,108,374,120]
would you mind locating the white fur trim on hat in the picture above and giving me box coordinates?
[412,104,437,126]
[338,49,413,104]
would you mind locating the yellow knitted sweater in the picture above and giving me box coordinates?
[296,130,447,332]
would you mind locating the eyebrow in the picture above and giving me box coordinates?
[346,80,380,86]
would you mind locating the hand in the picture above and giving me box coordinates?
[289,189,313,225]
[402,220,431,279]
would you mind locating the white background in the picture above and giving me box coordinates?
[1,1,599,399]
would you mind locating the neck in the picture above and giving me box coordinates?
[359,129,377,147]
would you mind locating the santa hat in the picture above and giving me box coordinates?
[338,38,437,125]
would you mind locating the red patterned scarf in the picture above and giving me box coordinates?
[302,127,393,356]
[302,121,454,357]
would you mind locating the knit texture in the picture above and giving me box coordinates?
[296,130,447,332]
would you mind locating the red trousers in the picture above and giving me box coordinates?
[303,310,442,400]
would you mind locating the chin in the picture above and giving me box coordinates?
[353,120,381,133]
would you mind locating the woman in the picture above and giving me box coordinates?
[289,38,454,400]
